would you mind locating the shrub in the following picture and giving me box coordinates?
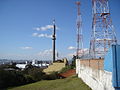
[27,68,45,81]
[0,64,60,89]
[24,75,35,83]
[59,65,74,73]
[0,69,26,89]
[43,72,59,80]
[0,64,45,89]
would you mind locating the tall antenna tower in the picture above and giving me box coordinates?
[89,0,117,58]
[52,19,56,62]
[76,1,83,59]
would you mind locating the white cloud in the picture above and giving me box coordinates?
[67,48,89,57]
[38,49,53,56]
[20,47,33,50]
[68,52,76,57]
[68,46,76,50]
[76,48,89,56]
[37,49,59,60]
[32,33,38,36]
[37,49,58,56]
[37,49,53,60]
[32,33,52,38]
[33,25,53,31]
[38,34,52,38]
[33,25,59,31]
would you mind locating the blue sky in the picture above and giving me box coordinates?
[0,0,120,60]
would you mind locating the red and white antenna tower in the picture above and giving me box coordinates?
[89,0,117,58]
[76,1,83,58]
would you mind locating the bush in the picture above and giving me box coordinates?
[71,55,77,68]
[0,64,45,89]
[0,64,60,89]
[59,65,74,73]
[43,72,59,80]
[0,69,10,88]
[0,69,26,89]
[24,75,35,83]
[27,68,45,81]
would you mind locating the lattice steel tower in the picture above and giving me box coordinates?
[89,0,117,58]
[76,1,83,58]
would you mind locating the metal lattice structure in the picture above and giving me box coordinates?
[76,1,84,58]
[89,0,117,58]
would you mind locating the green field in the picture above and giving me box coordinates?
[9,76,91,90]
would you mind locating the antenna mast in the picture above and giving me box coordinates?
[76,1,83,58]
[89,0,117,58]
[52,19,56,62]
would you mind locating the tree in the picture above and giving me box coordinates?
[71,55,77,68]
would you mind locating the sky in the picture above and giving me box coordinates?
[0,0,120,60]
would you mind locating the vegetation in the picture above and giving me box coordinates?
[0,64,45,89]
[59,65,74,73]
[59,55,77,74]
[0,63,60,89]
[9,76,91,90]
[71,55,77,68]
[0,57,87,89]
[43,71,59,80]
[0,68,27,89]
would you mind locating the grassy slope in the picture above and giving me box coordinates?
[9,76,91,90]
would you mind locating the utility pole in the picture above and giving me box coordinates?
[89,0,117,58]
[52,19,56,62]
[76,1,83,59]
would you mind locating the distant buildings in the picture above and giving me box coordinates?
[16,60,50,69]
[0,59,51,69]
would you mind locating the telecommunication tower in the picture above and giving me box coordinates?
[52,19,56,62]
[76,1,83,59]
[89,0,117,58]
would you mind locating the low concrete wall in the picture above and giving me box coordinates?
[76,59,114,90]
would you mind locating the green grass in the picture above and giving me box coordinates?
[8,76,91,90]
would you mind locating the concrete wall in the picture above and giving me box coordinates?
[76,59,114,90]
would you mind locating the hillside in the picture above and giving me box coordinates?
[9,76,91,90]
[43,61,66,74]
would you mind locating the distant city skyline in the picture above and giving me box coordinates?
[0,0,120,60]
